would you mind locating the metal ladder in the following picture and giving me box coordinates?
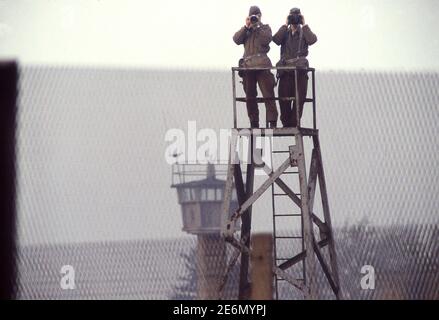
[270,141,306,300]
[270,145,305,300]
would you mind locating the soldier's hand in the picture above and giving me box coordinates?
[245,16,251,27]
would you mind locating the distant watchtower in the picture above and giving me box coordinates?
[220,66,342,300]
[172,163,239,299]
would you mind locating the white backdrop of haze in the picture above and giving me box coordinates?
[1,0,439,71]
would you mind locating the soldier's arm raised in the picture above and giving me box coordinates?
[272,25,288,46]
[257,24,273,46]
[233,26,250,45]
[302,24,317,45]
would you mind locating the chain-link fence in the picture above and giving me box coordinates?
[14,66,438,299]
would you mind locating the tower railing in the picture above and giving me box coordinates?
[231,66,316,130]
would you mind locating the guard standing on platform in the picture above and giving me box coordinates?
[273,8,317,127]
[233,6,278,129]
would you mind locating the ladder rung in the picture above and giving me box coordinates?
[235,97,313,103]
[236,97,304,103]
[273,193,301,196]
[275,236,303,239]
[267,169,298,174]
[275,278,305,282]
[272,150,290,154]
[274,213,301,217]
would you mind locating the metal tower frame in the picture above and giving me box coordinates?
[219,66,342,300]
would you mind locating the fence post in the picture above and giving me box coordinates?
[250,233,273,300]
[0,61,18,299]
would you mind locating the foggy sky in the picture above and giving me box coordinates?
[1,0,439,71]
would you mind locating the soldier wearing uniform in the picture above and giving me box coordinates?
[273,8,317,127]
[233,6,278,128]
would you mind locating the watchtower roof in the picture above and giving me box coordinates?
[171,176,226,189]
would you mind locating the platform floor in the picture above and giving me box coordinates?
[232,127,318,137]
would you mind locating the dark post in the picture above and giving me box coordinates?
[0,61,18,299]
[232,68,237,128]
[250,233,273,300]
[237,135,256,300]
[294,68,300,127]
[311,69,316,129]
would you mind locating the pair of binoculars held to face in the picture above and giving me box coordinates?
[248,13,303,26]
[249,15,260,24]
[287,13,303,25]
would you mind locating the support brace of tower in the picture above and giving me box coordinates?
[219,127,342,300]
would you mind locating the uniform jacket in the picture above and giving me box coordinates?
[233,23,273,67]
[272,24,317,60]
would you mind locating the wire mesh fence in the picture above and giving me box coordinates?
[14,66,439,299]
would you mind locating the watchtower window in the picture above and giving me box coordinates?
[200,189,206,201]
[200,188,216,201]
[216,188,223,201]
[191,188,199,201]
[178,188,197,202]
[207,188,215,201]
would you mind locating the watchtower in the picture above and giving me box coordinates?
[219,66,342,299]
[172,162,239,299]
